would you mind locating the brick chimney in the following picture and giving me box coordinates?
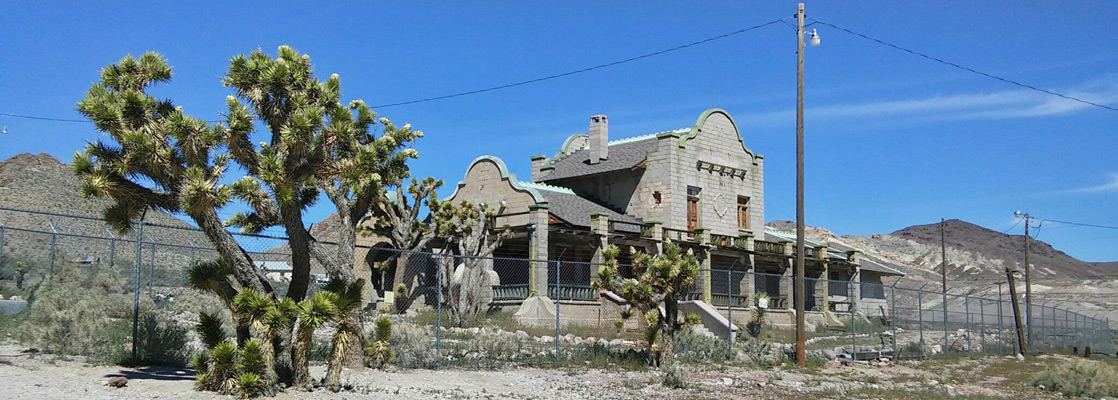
[589,114,608,164]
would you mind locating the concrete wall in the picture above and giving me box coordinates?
[667,111,763,237]
[445,158,539,227]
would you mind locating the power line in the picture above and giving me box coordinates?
[370,19,785,108]
[1039,218,1118,230]
[2,18,784,122]
[0,112,88,123]
[810,19,1118,113]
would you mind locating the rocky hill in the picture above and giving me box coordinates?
[0,153,210,277]
[767,219,1118,324]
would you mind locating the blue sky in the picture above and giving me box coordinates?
[1,2,1115,262]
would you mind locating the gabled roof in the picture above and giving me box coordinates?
[521,182,643,230]
[537,136,659,182]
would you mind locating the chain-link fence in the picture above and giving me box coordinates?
[0,205,1112,369]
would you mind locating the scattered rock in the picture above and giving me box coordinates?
[515,330,530,341]
[596,338,609,347]
[107,377,127,388]
[1015,353,1025,362]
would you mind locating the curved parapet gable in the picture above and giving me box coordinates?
[667,108,760,165]
[441,155,549,209]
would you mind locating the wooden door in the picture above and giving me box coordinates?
[687,193,699,234]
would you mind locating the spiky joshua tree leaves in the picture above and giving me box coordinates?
[73,52,271,295]
[595,241,701,376]
[322,279,365,391]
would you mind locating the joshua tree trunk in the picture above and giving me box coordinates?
[291,326,314,389]
[660,298,679,370]
[273,327,294,386]
[325,329,351,392]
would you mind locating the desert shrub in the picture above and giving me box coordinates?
[673,327,729,362]
[0,256,45,299]
[661,363,688,388]
[130,311,193,366]
[388,322,437,368]
[237,372,264,400]
[1032,358,1118,398]
[16,260,151,363]
[734,335,784,367]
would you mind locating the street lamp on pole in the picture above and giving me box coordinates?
[794,2,820,367]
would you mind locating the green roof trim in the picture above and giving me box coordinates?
[529,155,546,161]
[441,155,550,205]
[676,108,759,166]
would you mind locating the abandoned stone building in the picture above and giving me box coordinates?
[356,108,903,328]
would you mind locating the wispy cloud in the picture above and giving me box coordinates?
[1064,172,1118,194]
[735,80,1118,126]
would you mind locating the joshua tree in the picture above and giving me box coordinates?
[366,177,442,308]
[430,200,509,325]
[595,241,700,375]
[323,279,365,392]
[233,289,279,392]
[292,291,337,389]
[73,52,270,294]
[364,317,394,368]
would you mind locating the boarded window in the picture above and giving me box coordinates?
[686,186,700,235]
[737,196,750,229]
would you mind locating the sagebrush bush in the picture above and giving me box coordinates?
[673,327,729,362]
[131,311,193,366]
[1032,358,1118,398]
[661,363,688,388]
[17,260,154,363]
[388,322,437,368]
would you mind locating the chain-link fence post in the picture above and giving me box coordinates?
[48,222,58,275]
[1001,288,1010,355]
[918,285,925,351]
[979,297,986,355]
[0,225,5,266]
[130,219,145,361]
[435,251,443,370]
[850,279,857,361]
[727,268,734,359]
[964,295,972,352]
[555,259,561,361]
[943,290,949,355]
[891,282,898,356]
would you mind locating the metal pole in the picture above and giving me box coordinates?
[918,286,925,350]
[149,241,156,292]
[980,296,986,354]
[131,217,146,361]
[49,222,58,275]
[728,268,734,359]
[435,252,442,370]
[555,259,561,361]
[794,1,808,367]
[964,295,972,352]
[1001,284,1010,353]
[0,226,5,266]
[891,282,898,356]
[850,279,857,361]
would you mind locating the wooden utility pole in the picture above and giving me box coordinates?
[941,218,948,349]
[1006,268,1028,356]
[794,2,807,367]
[1023,213,1032,347]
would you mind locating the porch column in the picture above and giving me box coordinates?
[647,220,664,254]
[529,204,550,297]
[695,228,712,303]
[779,240,794,309]
[847,250,862,314]
[589,213,609,282]
[813,245,828,312]
[741,232,756,305]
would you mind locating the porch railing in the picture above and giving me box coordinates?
[608,220,651,237]
[549,284,598,302]
[711,293,749,307]
[493,284,530,301]
[662,227,694,242]
[754,240,784,254]
[710,233,749,250]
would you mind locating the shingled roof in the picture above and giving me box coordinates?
[519,182,643,230]
[763,228,905,276]
[537,137,656,182]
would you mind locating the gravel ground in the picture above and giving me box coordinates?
[0,341,1080,400]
